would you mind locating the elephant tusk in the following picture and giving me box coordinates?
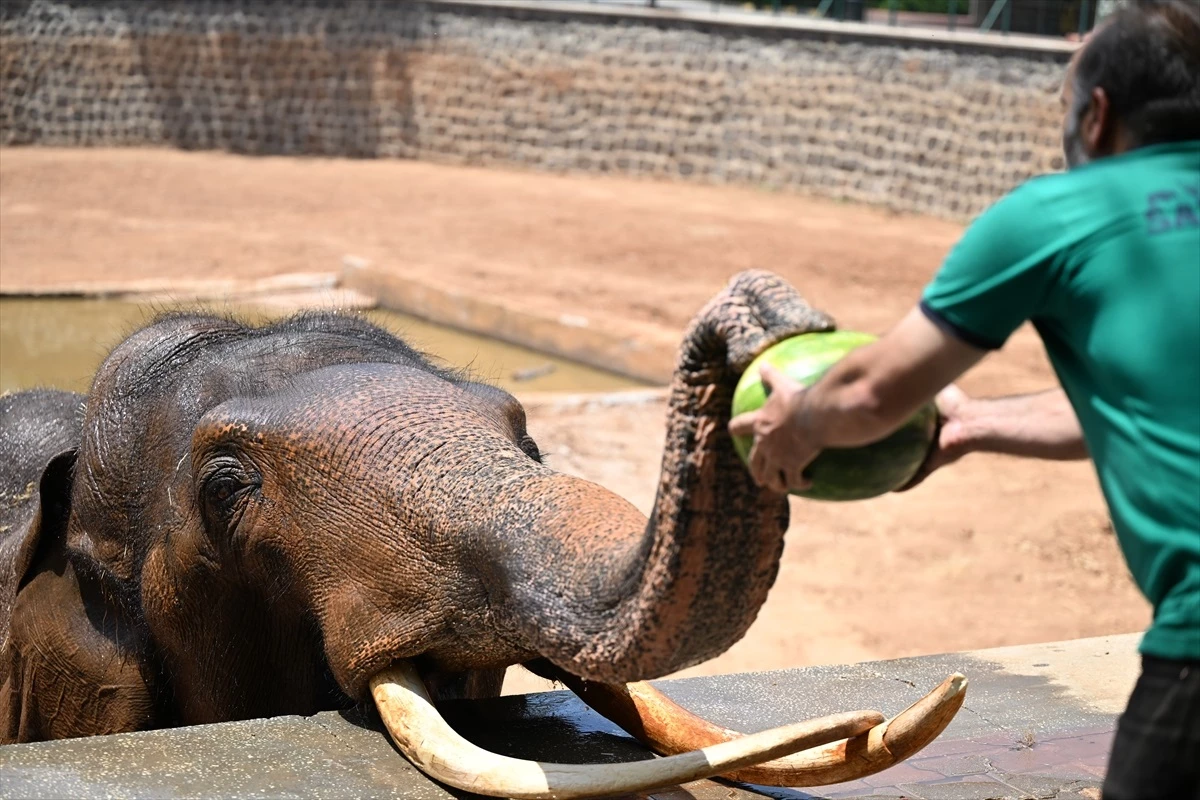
[555,668,884,757]
[369,660,883,800]
[559,671,968,787]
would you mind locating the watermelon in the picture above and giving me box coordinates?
[731,331,938,501]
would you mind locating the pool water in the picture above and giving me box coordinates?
[0,297,646,396]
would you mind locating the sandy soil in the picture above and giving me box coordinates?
[0,147,1149,692]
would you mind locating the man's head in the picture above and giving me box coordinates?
[1061,0,1200,168]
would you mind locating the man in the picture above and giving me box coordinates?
[728,2,1200,797]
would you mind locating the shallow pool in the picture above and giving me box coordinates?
[0,297,646,396]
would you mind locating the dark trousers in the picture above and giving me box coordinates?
[1102,654,1200,800]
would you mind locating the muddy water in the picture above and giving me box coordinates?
[0,297,646,396]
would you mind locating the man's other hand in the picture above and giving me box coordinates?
[896,384,973,492]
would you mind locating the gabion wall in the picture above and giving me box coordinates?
[0,0,1069,220]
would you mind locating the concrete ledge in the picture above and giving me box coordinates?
[0,634,1137,799]
[343,264,680,385]
[428,0,1080,59]
[0,272,377,310]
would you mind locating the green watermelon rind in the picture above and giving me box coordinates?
[731,331,938,502]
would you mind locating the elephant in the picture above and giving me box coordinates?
[0,271,965,798]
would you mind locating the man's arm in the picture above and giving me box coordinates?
[728,177,1073,494]
[898,384,1088,491]
[946,387,1089,461]
[728,306,986,493]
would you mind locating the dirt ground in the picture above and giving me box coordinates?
[0,147,1150,691]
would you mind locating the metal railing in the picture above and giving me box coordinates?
[589,0,1118,37]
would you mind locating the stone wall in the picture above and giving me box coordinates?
[0,0,1072,220]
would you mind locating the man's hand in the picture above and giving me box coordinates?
[895,384,973,492]
[728,364,819,494]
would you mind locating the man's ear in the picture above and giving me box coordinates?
[1082,87,1113,156]
[1,449,158,743]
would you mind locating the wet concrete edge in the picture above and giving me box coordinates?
[0,635,1137,799]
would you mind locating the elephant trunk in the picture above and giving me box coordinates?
[482,272,832,683]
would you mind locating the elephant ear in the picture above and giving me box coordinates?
[0,449,76,646]
[0,450,157,743]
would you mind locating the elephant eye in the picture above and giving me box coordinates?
[200,458,258,526]
[210,476,239,503]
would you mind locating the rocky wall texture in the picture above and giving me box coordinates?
[0,0,1070,220]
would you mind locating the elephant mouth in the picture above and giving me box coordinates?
[369,660,967,799]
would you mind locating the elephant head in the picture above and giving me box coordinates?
[0,271,965,797]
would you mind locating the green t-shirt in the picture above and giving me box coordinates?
[922,140,1200,661]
